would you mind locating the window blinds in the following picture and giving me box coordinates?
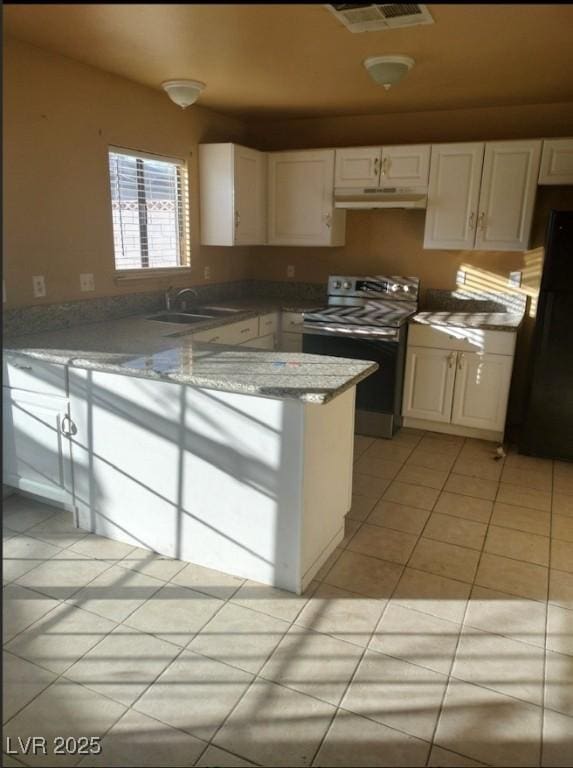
[108,148,189,270]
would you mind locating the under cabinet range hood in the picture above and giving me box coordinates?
[334,187,428,210]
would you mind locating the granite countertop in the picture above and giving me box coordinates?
[412,289,526,332]
[410,310,524,332]
[3,315,377,405]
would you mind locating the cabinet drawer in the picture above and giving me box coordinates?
[3,355,67,397]
[258,312,278,336]
[282,312,304,334]
[193,318,259,345]
[407,324,516,356]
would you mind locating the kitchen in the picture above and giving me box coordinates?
[3,5,573,768]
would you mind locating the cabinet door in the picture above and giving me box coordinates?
[334,147,381,188]
[234,146,266,244]
[279,332,303,352]
[538,138,573,185]
[475,140,541,251]
[380,145,430,188]
[268,150,344,246]
[2,388,73,504]
[451,352,513,432]
[423,143,484,250]
[402,346,457,422]
[242,334,275,350]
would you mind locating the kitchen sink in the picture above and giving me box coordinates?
[194,305,243,316]
[147,312,212,324]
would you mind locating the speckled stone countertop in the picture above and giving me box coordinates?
[410,311,524,332]
[3,315,377,405]
[412,289,526,332]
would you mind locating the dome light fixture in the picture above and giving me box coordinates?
[161,79,206,109]
[363,55,415,91]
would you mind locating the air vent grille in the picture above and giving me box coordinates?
[327,3,434,32]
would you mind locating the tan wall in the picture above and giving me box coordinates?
[3,36,250,309]
[247,104,573,294]
[247,102,573,151]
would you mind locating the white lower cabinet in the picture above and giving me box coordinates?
[451,352,514,432]
[242,334,275,350]
[279,333,303,352]
[402,329,516,440]
[402,347,457,423]
[2,387,73,505]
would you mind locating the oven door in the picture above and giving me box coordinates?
[302,325,406,438]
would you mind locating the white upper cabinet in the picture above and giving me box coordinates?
[474,140,542,251]
[424,139,541,251]
[334,144,430,189]
[538,138,573,185]
[423,143,485,250]
[199,143,266,246]
[335,147,381,188]
[268,150,346,246]
[379,145,430,188]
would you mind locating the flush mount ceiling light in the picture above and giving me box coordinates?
[363,55,415,90]
[161,79,206,109]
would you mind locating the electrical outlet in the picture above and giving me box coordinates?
[80,273,95,292]
[204,265,211,280]
[32,275,46,298]
[287,265,295,278]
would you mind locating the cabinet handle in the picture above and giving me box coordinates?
[234,210,240,230]
[458,352,465,371]
[468,211,476,230]
[478,212,486,232]
[448,352,456,369]
[61,414,77,437]
[208,335,221,343]
[324,213,332,229]
[240,327,252,334]
[381,157,390,176]
[373,157,380,177]
[13,363,33,371]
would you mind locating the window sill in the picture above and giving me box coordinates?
[114,267,192,282]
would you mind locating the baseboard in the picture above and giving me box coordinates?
[402,417,504,443]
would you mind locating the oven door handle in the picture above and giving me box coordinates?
[302,323,399,342]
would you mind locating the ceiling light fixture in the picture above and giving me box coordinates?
[363,55,415,90]
[161,79,206,109]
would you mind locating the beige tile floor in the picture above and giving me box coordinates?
[2,429,573,767]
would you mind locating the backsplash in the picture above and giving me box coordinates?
[3,280,326,337]
[421,289,528,315]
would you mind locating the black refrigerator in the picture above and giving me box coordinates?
[520,210,573,461]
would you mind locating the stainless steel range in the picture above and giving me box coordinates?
[303,275,420,438]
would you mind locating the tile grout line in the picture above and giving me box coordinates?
[539,457,555,768]
[421,437,501,767]
[310,430,456,766]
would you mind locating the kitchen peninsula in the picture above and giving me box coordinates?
[3,314,377,594]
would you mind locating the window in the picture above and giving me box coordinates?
[108,147,190,271]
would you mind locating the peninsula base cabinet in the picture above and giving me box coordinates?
[2,351,356,595]
[2,356,73,507]
[67,369,354,594]
[402,325,517,441]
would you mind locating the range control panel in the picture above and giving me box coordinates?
[328,275,420,300]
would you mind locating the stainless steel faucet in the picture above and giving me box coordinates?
[165,286,199,312]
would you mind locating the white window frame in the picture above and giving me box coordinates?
[108,145,191,278]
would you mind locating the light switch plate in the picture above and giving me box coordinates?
[32,275,46,298]
[204,265,211,280]
[80,273,95,292]
[287,265,295,278]
[508,271,522,287]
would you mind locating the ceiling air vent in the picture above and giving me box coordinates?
[327,4,434,32]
